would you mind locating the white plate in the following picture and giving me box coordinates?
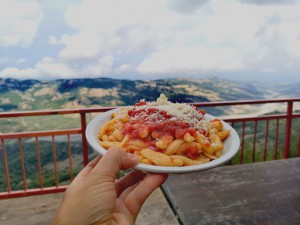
[86,108,240,174]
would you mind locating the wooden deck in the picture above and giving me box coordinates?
[0,188,179,225]
[162,158,300,225]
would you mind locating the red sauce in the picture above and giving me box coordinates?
[128,107,172,120]
[122,120,191,137]
[121,105,207,156]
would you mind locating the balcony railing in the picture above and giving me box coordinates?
[0,98,299,199]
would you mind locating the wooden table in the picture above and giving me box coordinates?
[162,158,300,225]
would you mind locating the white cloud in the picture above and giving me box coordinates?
[136,0,300,77]
[64,0,171,34]
[119,25,156,55]
[0,67,38,79]
[0,57,72,80]
[58,0,172,63]
[240,0,296,6]
[137,45,243,75]
[48,36,58,45]
[83,55,114,76]
[115,64,134,74]
[0,0,43,47]
[261,67,274,73]
[167,0,210,14]
[16,58,27,64]
[58,31,113,62]
[35,57,74,78]
[0,56,114,80]
[1,0,300,82]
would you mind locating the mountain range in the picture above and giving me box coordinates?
[1,77,298,113]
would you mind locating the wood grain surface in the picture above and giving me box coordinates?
[162,158,300,225]
[0,188,179,225]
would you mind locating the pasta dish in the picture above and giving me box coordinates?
[98,94,230,167]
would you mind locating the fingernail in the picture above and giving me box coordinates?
[127,153,139,162]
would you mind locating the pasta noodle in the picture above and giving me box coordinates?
[98,94,231,167]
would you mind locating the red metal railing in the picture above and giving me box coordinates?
[0,99,299,199]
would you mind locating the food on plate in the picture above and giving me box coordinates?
[98,94,230,167]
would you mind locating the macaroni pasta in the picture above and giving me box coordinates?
[98,94,230,167]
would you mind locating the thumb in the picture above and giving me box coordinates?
[93,147,139,180]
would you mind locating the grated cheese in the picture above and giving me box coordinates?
[127,94,209,130]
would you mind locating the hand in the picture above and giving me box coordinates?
[52,147,168,225]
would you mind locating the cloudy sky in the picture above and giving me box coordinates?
[0,0,300,83]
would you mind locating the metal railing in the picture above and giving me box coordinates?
[0,99,299,199]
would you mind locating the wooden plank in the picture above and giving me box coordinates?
[0,188,179,225]
[0,193,63,225]
[136,188,180,225]
[162,158,300,225]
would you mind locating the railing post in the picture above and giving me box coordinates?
[298,127,300,157]
[80,112,89,166]
[283,101,293,159]
[1,139,11,193]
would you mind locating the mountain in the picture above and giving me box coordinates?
[274,82,300,98]
[0,77,290,113]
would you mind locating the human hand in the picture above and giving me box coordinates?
[52,147,168,225]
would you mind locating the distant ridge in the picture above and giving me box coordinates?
[0,77,297,112]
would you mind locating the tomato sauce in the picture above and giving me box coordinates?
[121,106,207,153]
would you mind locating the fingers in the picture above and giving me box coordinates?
[93,147,139,180]
[78,155,102,177]
[69,155,102,187]
[115,170,147,197]
[125,173,168,218]
[118,184,138,201]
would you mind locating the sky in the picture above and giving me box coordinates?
[0,0,300,83]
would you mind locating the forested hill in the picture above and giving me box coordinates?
[0,77,297,112]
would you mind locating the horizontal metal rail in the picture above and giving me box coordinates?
[193,98,300,107]
[0,107,115,118]
[0,129,81,139]
[0,98,299,199]
[0,186,68,199]
[223,114,300,122]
